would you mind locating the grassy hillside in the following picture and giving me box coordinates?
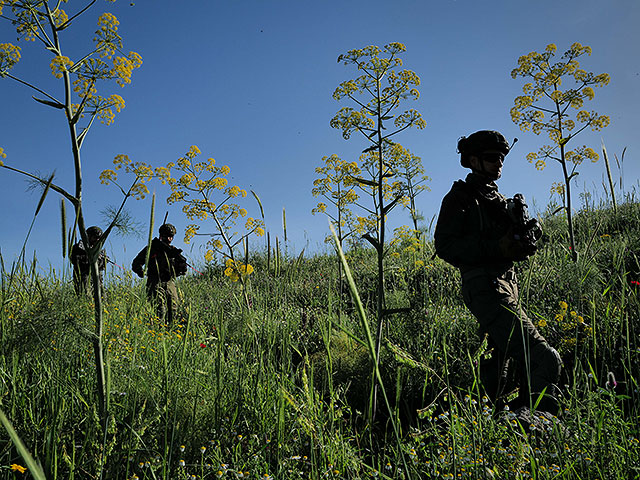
[1,200,639,479]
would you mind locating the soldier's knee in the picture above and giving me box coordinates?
[535,344,562,379]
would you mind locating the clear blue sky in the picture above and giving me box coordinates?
[1,0,639,276]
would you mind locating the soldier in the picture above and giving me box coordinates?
[434,130,562,415]
[132,223,188,324]
[70,226,107,296]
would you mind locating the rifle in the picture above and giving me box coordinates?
[506,193,542,256]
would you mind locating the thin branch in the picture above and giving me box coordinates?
[57,0,97,31]
[4,73,63,105]
[1,164,77,205]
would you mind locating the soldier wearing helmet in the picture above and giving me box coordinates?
[70,226,107,295]
[132,223,188,324]
[434,130,561,415]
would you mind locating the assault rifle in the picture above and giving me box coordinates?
[506,193,542,257]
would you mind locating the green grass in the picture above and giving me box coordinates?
[1,199,639,479]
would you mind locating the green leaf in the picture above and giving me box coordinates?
[0,410,47,480]
[351,176,378,187]
[35,174,55,217]
[251,190,264,219]
[32,96,64,109]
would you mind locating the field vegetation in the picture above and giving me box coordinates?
[1,194,639,479]
[1,2,638,479]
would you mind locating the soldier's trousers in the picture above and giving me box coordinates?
[462,269,562,413]
[146,279,178,325]
[73,271,104,297]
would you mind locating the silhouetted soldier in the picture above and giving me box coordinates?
[434,130,561,415]
[70,226,107,295]
[132,223,187,324]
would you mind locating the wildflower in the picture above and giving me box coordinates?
[179,459,186,467]
[50,55,74,79]
[10,464,27,473]
[200,343,207,348]
[0,43,22,71]
[631,280,640,287]
[201,446,207,453]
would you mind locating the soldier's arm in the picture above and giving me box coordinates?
[131,248,147,277]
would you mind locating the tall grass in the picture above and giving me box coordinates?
[1,197,639,479]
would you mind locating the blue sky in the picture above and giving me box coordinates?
[1,0,639,275]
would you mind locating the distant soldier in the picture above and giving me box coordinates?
[70,226,107,296]
[434,130,561,415]
[132,223,188,324]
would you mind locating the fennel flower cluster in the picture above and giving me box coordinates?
[50,55,74,79]
[112,52,143,87]
[224,258,254,282]
[0,42,21,72]
[98,94,126,125]
[52,8,68,28]
[94,12,121,58]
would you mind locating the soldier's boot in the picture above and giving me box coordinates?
[530,344,563,416]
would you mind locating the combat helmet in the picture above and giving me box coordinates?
[159,223,177,237]
[457,130,512,168]
[86,226,103,238]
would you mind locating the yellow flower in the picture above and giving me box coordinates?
[188,145,201,157]
[0,43,21,71]
[50,55,74,79]
[111,52,143,87]
[52,8,69,28]
[559,301,568,311]
[10,464,27,473]
[241,264,254,275]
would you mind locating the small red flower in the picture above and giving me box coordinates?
[200,343,207,348]
[631,280,640,287]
